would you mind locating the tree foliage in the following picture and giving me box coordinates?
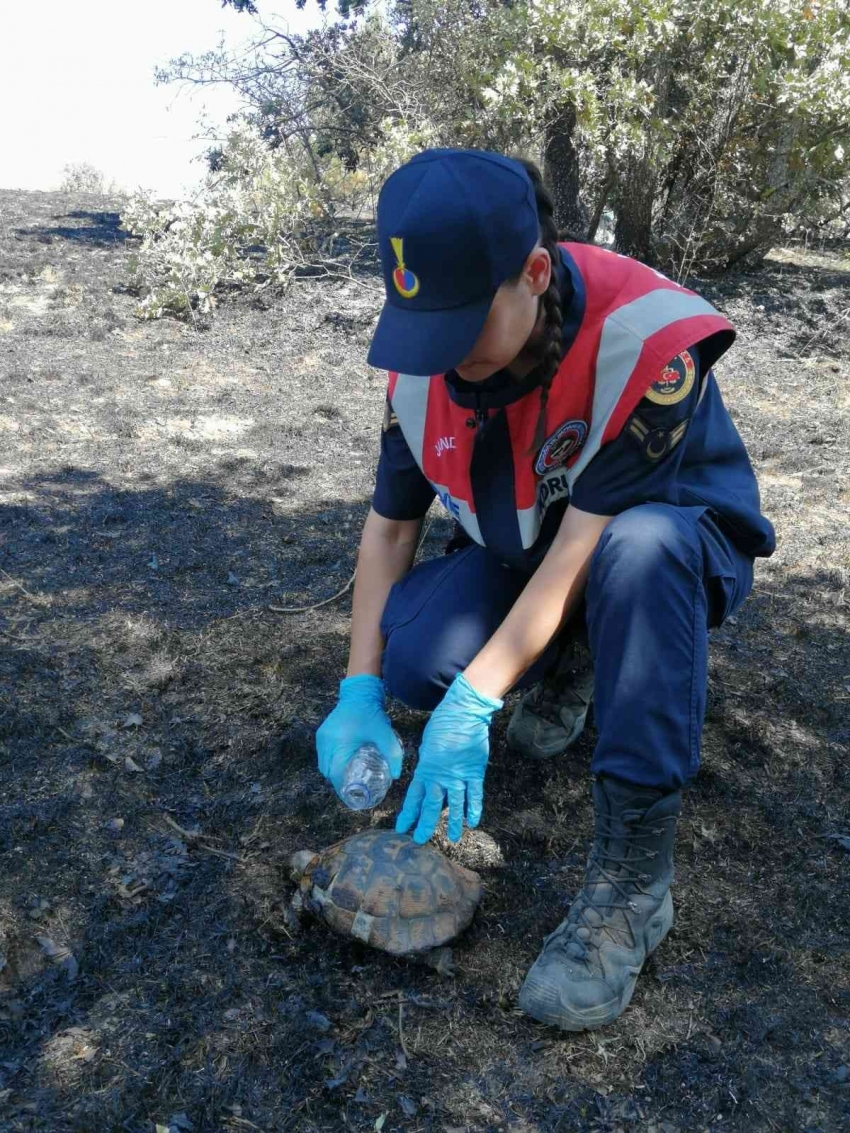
[220,0,259,13]
[219,0,368,14]
[121,123,339,320]
[490,0,850,268]
[125,0,850,318]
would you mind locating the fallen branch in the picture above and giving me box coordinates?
[398,994,411,1060]
[268,570,356,615]
[152,814,250,864]
[796,305,850,357]
[0,568,43,603]
[0,628,42,642]
[267,513,436,616]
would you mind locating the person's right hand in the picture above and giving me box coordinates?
[316,674,403,797]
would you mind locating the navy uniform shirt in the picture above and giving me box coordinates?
[372,249,776,566]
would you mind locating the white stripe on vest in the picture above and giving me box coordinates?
[392,372,485,545]
[565,289,718,488]
[392,287,718,550]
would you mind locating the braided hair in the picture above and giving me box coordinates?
[510,158,566,456]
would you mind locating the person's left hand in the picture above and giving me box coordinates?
[395,672,503,844]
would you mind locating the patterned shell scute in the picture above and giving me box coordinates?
[299,830,482,956]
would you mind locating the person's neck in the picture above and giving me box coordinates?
[506,304,547,380]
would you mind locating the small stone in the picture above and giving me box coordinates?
[398,1095,417,1118]
[305,1010,332,1033]
[1,1000,24,1020]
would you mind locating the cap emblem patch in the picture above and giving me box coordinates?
[390,237,420,299]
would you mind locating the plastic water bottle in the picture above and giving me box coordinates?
[340,742,396,810]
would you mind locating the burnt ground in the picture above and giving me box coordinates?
[0,188,848,1133]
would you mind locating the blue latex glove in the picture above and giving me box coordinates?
[395,672,503,845]
[316,674,403,798]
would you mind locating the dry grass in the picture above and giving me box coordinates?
[0,191,848,1132]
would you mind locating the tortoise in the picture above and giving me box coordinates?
[289,830,482,970]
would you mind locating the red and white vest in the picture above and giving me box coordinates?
[387,243,735,551]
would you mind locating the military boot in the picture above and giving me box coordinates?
[506,633,594,759]
[518,773,682,1031]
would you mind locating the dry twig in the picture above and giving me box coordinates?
[796,305,850,356]
[268,512,436,615]
[153,814,250,864]
[398,994,411,1060]
[268,571,356,615]
[0,567,42,603]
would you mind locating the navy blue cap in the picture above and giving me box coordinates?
[367,148,541,375]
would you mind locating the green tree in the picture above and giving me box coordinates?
[131,0,850,319]
[474,0,850,268]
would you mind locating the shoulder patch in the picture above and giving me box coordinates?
[645,349,696,406]
[382,398,398,432]
[628,414,690,462]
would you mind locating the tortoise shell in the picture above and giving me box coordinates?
[291,830,482,955]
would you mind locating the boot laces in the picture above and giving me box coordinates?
[545,811,670,962]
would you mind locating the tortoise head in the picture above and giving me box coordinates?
[289,849,318,881]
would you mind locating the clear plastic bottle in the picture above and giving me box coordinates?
[340,741,397,810]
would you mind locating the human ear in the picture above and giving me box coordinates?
[522,246,551,297]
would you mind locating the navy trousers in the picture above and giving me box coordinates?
[380,504,754,791]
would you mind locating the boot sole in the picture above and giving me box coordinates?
[518,901,673,1031]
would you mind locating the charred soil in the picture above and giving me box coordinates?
[0,190,848,1132]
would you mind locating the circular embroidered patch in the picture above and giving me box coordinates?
[390,236,420,299]
[645,349,696,405]
[393,265,420,299]
[534,419,588,476]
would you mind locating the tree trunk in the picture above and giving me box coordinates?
[586,166,615,243]
[614,53,674,264]
[543,104,588,239]
[724,116,800,271]
[614,156,657,263]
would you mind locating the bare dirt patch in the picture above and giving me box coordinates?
[1,190,848,1132]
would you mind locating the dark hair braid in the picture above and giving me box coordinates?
[511,157,565,456]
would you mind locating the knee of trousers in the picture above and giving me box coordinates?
[381,630,445,712]
[588,503,701,601]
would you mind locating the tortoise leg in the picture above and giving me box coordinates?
[285,893,305,934]
[420,947,455,977]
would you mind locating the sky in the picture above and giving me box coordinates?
[0,0,328,198]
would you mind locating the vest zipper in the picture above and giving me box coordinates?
[474,391,486,428]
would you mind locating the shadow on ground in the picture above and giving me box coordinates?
[14,210,135,247]
[1,464,848,1132]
